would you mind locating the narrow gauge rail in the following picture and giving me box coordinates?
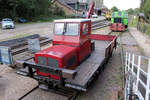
[92,20,109,30]
[0,34,51,65]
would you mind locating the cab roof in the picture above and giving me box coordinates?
[54,19,91,23]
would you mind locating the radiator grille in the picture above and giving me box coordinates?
[37,56,47,65]
[48,57,58,68]
[37,56,47,73]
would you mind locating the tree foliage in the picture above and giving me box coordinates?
[143,0,150,19]
[111,6,119,12]
[0,0,52,20]
[126,8,134,15]
[140,0,150,19]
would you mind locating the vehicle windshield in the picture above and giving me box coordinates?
[65,23,78,35]
[55,23,64,35]
[55,23,78,36]
[4,21,12,23]
[2,19,13,23]
[118,12,122,17]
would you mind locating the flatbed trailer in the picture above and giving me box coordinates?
[21,34,117,92]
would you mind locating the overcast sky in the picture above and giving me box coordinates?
[104,0,141,10]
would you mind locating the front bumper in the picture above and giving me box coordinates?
[3,25,14,29]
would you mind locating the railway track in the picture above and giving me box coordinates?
[0,34,52,65]
[91,19,110,30]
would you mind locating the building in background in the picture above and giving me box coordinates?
[87,0,103,9]
[64,0,88,11]
[52,0,84,16]
[52,0,106,16]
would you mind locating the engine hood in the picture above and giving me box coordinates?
[35,45,77,59]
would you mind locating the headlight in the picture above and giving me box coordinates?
[2,24,6,27]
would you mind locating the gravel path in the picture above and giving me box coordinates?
[0,65,38,100]
[0,22,53,40]
[92,27,111,35]
[129,27,150,57]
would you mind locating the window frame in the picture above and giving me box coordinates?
[82,23,89,35]
[64,23,79,36]
[54,22,79,36]
[54,23,65,35]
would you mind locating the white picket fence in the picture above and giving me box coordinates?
[124,52,150,100]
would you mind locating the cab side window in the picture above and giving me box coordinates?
[82,23,89,35]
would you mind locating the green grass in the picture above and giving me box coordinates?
[145,24,150,36]
[129,16,138,27]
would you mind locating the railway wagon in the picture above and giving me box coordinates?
[110,11,128,31]
[20,19,117,92]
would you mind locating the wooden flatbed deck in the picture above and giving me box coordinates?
[65,40,110,90]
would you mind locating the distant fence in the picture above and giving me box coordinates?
[124,52,150,100]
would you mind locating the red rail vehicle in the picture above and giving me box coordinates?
[22,18,117,92]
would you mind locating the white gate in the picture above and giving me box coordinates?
[124,52,150,100]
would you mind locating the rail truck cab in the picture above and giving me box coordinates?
[35,19,92,79]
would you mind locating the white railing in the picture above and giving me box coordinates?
[125,52,150,100]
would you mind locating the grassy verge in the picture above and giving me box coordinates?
[129,16,138,27]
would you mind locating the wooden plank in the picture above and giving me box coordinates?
[65,40,110,87]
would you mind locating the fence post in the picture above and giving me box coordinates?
[132,54,135,73]
[128,53,131,71]
[124,52,128,100]
[125,52,128,73]
[145,59,150,100]
[135,56,141,92]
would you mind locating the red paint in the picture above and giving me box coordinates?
[35,20,92,80]
[117,23,125,31]
[91,34,115,41]
[110,23,125,32]
[86,2,95,19]
[35,45,78,78]
[35,19,117,80]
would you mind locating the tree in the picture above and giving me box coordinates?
[134,8,140,14]
[111,6,119,12]
[126,8,134,15]
[143,0,150,19]
[0,0,52,20]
